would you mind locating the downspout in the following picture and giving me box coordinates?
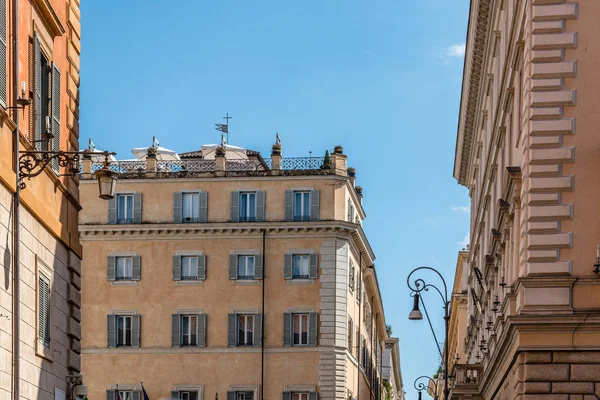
[357,252,362,400]
[370,296,375,400]
[261,229,266,400]
[11,0,20,398]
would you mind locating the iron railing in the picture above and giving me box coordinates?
[226,160,267,171]
[157,159,216,172]
[265,156,326,170]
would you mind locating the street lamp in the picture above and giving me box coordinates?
[407,267,451,400]
[414,376,438,400]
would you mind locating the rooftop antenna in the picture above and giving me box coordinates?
[309,151,312,158]
[215,113,232,144]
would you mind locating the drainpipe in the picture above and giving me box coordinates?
[261,229,266,400]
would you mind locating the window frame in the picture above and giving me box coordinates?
[292,313,310,346]
[180,314,198,347]
[292,393,310,400]
[291,254,310,279]
[116,315,133,347]
[35,255,54,360]
[293,191,311,221]
[116,193,134,224]
[181,256,199,280]
[115,256,134,281]
[182,192,201,223]
[239,191,257,222]
[237,255,256,280]
[237,314,255,346]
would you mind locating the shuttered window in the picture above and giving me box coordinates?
[172,391,199,400]
[283,393,318,400]
[286,190,320,221]
[50,63,60,173]
[116,194,134,224]
[173,254,206,281]
[38,273,51,348]
[106,390,141,400]
[348,318,353,352]
[283,312,317,346]
[285,253,318,280]
[349,260,355,292]
[108,314,140,348]
[228,392,254,400]
[231,191,266,222]
[108,256,141,281]
[229,313,262,347]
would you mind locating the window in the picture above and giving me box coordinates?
[181,256,198,280]
[349,260,355,292]
[237,255,255,280]
[118,391,134,400]
[116,257,133,280]
[235,392,254,400]
[179,392,199,400]
[292,394,309,400]
[116,316,132,347]
[182,193,200,223]
[181,315,198,347]
[294,191,310,221]
[38,273,51,348]
[347,318,353,352]
[292,254,310,279]
[240,192,257,221]
[117,194,134,224]
[237,314,254,346]
[348,200,354,222]
[293,314,309,346]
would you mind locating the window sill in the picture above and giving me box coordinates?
[232,279,260,286]
[35,340,53,362]
[110,280,139,287]
[176,280,204,286]
[286,279,315,285]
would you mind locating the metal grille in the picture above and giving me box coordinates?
[157,159,216,172]
[92,161,146,174]
[266,157,325,170]
[225,160,266,171]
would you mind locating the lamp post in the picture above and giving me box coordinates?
[414,376,439,400]
[407,267,451,400]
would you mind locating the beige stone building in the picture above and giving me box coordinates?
[78,141,403,400]
[452,1,600,399]
[0,0,83,399]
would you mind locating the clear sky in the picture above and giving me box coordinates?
[81,0,470,397]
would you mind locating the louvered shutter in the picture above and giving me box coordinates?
[283,313,292,346]
[132,256,141,281]
[108,197,117,224]
[173,256,181,281]
[309,253,318,279]
[171,392,180,400]
[199,192,208,222]
[131,315,140,347]
[284,254,293,279]
[310,190,320,221]
[107,256,116,281]
[349,261,355,290]
[309,312,318,346]
[106,390,116,400]
[132,391,141,400]
[198,313,206,347]
[0,0,6,108]
[309,392,318,400]
[282,392,292,400]
[172,314,180,347]
[198,255,206,280]
[227,392,235,400]
[50,63,61,173]
[229,254,238,280]
[33,33,41,150]
[256,190,265,221]
[38,276,50,346]
[133,193,143,223]
[230,191,240,222]
[228,314,237,347]
[284,190,293,221]
[173,192,182,223]
[254,254,263,280]
[253,313,262,347]
[107,315,116,348]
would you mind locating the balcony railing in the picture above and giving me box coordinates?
[451,364,483,396]
[265,156,326,170]
[157,160,216,172]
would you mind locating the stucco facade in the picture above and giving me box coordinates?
[79,143,400,400]
[453,1,600,399]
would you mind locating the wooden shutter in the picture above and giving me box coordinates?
[284,190,293,221]
[172,314,180,347]
[198,314,206,347]
[0,0,6,108]
[309,312,318,346]
[228,314,236,347]
[229,254,238,280]
[283,254,293,279]
[254,254,263,280]
[198,255,206,280]
[132,256,141,281]
[33,33,41,150]
[253,313,262,347]
[107,256,116,281]
[199,191,208,223]
[107,315,116,347]
[50,63,61,173]
[106,390,116,400]
[349,261,355,290]
[108,197,117,224]
[131,315,140,347]
[230,191,240,222]
[172,256,181,281]
[309,253,318,279]
[132,391,141,400]
[283,313,292,346]
[133,193,143,224]
[227,392,235,400]
[171,392,180,400]
[256,190,266,221]
[173,192,182,223]
[310,190,320,221]
[348,200,352,222]
[282,393,292,400]
[309,392,318,400]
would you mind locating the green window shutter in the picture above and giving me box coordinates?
[283,313,292,346]
[230,191,240,222]
[283,392,292,400]
[310,190,320,221]
[33,33,41,150]
[198,255,206,280]
[228,314,236,347]
[50,63,61,173]
[132,256,141,281]
[197,314,206,347]
[253,313,262,347]
[227,392,235,400]
[284,190,293,221]
[254,254,263,280]
[107,315,115,348]
[171,391,180,400]
[108,197,117,224]
[256,190,266,221]
[309,312,318,346]
[173,192,182,223]
[229,254,238,280]
[309,253,318,279]
[283,254,293,279]
[309,393,318,400]
[0,0,6,108]
[106,390,116,400]
[173,255,181,281]
[131,315,140,347]
[133,193,143,224]
[132,391,141,400]
[107,256,116,281]
[198,191,208,223]
[172,314,180,347]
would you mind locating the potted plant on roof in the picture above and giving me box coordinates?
[146,146,157,159]
[215,145,225,157]
[321,150,332,169]
[333,145,344,155]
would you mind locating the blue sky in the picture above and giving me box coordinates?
[81,0,470,396]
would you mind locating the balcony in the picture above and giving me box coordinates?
[449,364,483,400]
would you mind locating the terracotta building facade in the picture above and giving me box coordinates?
[78,142,403,400]
[453,0,600,399]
